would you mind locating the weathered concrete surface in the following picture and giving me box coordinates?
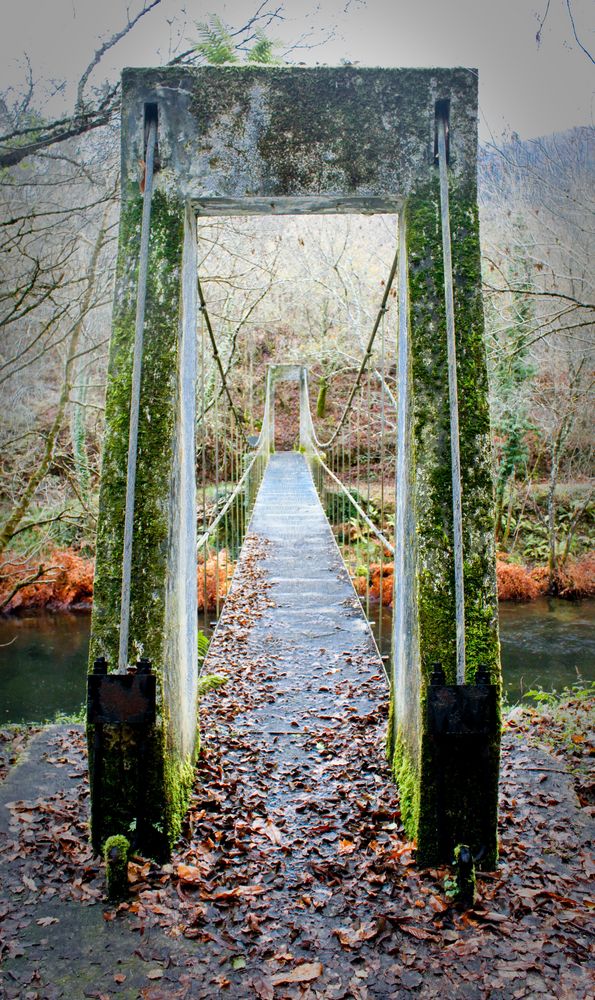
[390,164,501,868]
[0,727,82,839]
[120,66,479,212]
[88,196,199,856]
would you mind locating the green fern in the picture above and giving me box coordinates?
[247,30,280,64]
[194,16,238,64]
[194,17,280,66]
[197,673,228,697]
[197,629,210,663]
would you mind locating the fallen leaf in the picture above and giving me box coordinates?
[250,979,274,1000]
[271,962,323,985]
[177,863,203,885]
[333,921,380,948]
[252,817,284,846]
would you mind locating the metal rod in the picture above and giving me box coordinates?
[392,213,410,737]
[118,118,157,670]
[437,113,466,685]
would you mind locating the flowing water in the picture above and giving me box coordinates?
[0,599,594,723]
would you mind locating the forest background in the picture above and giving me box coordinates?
[0,0,593,613]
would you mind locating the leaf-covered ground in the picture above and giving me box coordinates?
[0,535,593,999]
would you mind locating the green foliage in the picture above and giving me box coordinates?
[498,487,594,563]
[523,679,594,708]
[49,705,86,725]
[316,377,329,418]
[247,29,280,65]
[194,16,238,64]
[197,673,228,697]
[324,487,376,525]
[488,229,537,535]
[507,682,594,762]
[194,17,280,66]
[197,628,210,664]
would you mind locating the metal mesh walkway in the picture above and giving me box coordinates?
[205,451,384,738]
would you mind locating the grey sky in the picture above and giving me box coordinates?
[1,0,593,140]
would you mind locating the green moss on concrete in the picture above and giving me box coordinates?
[406,178,457,681]
[391,733,420,843]
[103,834,130,900]
[88,188,198,858]
[389,171,500,869]
[164,745,198,851]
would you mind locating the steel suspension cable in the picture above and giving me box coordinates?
[438,113,466,684]
[201,287,269,421]
[197,273,249,441]
[314,246,400,449]
[118,118,157,670]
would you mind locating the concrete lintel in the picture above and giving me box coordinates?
[121,66,479,205]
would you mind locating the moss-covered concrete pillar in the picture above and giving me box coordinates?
[390,166,501,868]
[88,187,198,858]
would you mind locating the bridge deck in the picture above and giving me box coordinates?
[194,453,396,982]
[206,451,384,737]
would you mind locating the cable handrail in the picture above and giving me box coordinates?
[311,450,395,555]
[300,376,395,555]
[196,446,261,552]
[196,380,273,553]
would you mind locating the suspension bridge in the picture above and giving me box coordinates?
[87,66,501,871]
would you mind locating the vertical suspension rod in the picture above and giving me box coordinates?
[437,112,466,685]
[392,213,409,737]
[118,117,157,670]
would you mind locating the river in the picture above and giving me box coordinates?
[1,598,594,724]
